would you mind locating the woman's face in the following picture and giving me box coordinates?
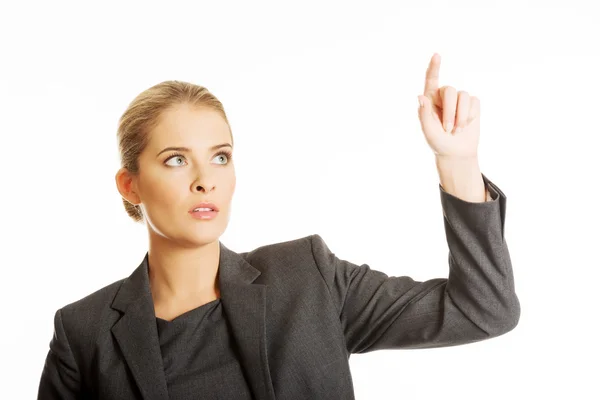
[118,103,236,246]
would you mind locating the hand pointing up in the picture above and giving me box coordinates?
[417,53,481,160]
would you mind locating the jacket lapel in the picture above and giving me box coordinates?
[110,241,276,400]
[110,254,170,400]
[218,241,277,400]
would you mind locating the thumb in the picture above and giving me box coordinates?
[417,95,436,132]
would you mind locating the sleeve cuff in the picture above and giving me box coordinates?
[439,173,502,202]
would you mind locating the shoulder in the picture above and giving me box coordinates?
[56,277,126,338]
[232,234,335,284]
[61,277,125,313]
[238,233,325,264]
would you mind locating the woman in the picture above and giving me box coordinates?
[37,53,520,399]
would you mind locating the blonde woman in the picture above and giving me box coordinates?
[37,53,520,399]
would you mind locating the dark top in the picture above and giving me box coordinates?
[155,298,255,400]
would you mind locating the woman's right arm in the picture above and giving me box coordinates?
[37,308,81,399]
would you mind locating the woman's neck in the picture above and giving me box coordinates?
[146,237,221,307]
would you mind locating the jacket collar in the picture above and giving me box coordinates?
[110,240,276,400]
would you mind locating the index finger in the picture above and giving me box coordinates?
[423,53,441,97]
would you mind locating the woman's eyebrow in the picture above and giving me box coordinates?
[156,143,232,157]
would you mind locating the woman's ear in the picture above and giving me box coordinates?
[115,167,141,205]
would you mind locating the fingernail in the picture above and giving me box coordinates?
[445,122,453,132]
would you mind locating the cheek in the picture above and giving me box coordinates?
[229,172,236,192]
[145,176,182,210]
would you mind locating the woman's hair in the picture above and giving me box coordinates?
[116,80,233,223]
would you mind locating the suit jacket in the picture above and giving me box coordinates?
[37,173,520,400]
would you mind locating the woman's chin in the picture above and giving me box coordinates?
[184,228,223,244]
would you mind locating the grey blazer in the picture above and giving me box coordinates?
[37,173,520,400]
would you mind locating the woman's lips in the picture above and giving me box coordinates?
[189,202,219,212]
[189,209,218,220]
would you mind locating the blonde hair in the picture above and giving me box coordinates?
[116,80,233,223]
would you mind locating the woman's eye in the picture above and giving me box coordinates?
[164,152,230,167]
[165,155,186,167]
[214,153,230,164]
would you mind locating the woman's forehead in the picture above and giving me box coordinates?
[149,107,230,147]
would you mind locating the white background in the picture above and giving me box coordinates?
[1,0,598,398]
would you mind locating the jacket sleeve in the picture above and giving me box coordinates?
[310,173,520,354]
[37,308,81,399]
